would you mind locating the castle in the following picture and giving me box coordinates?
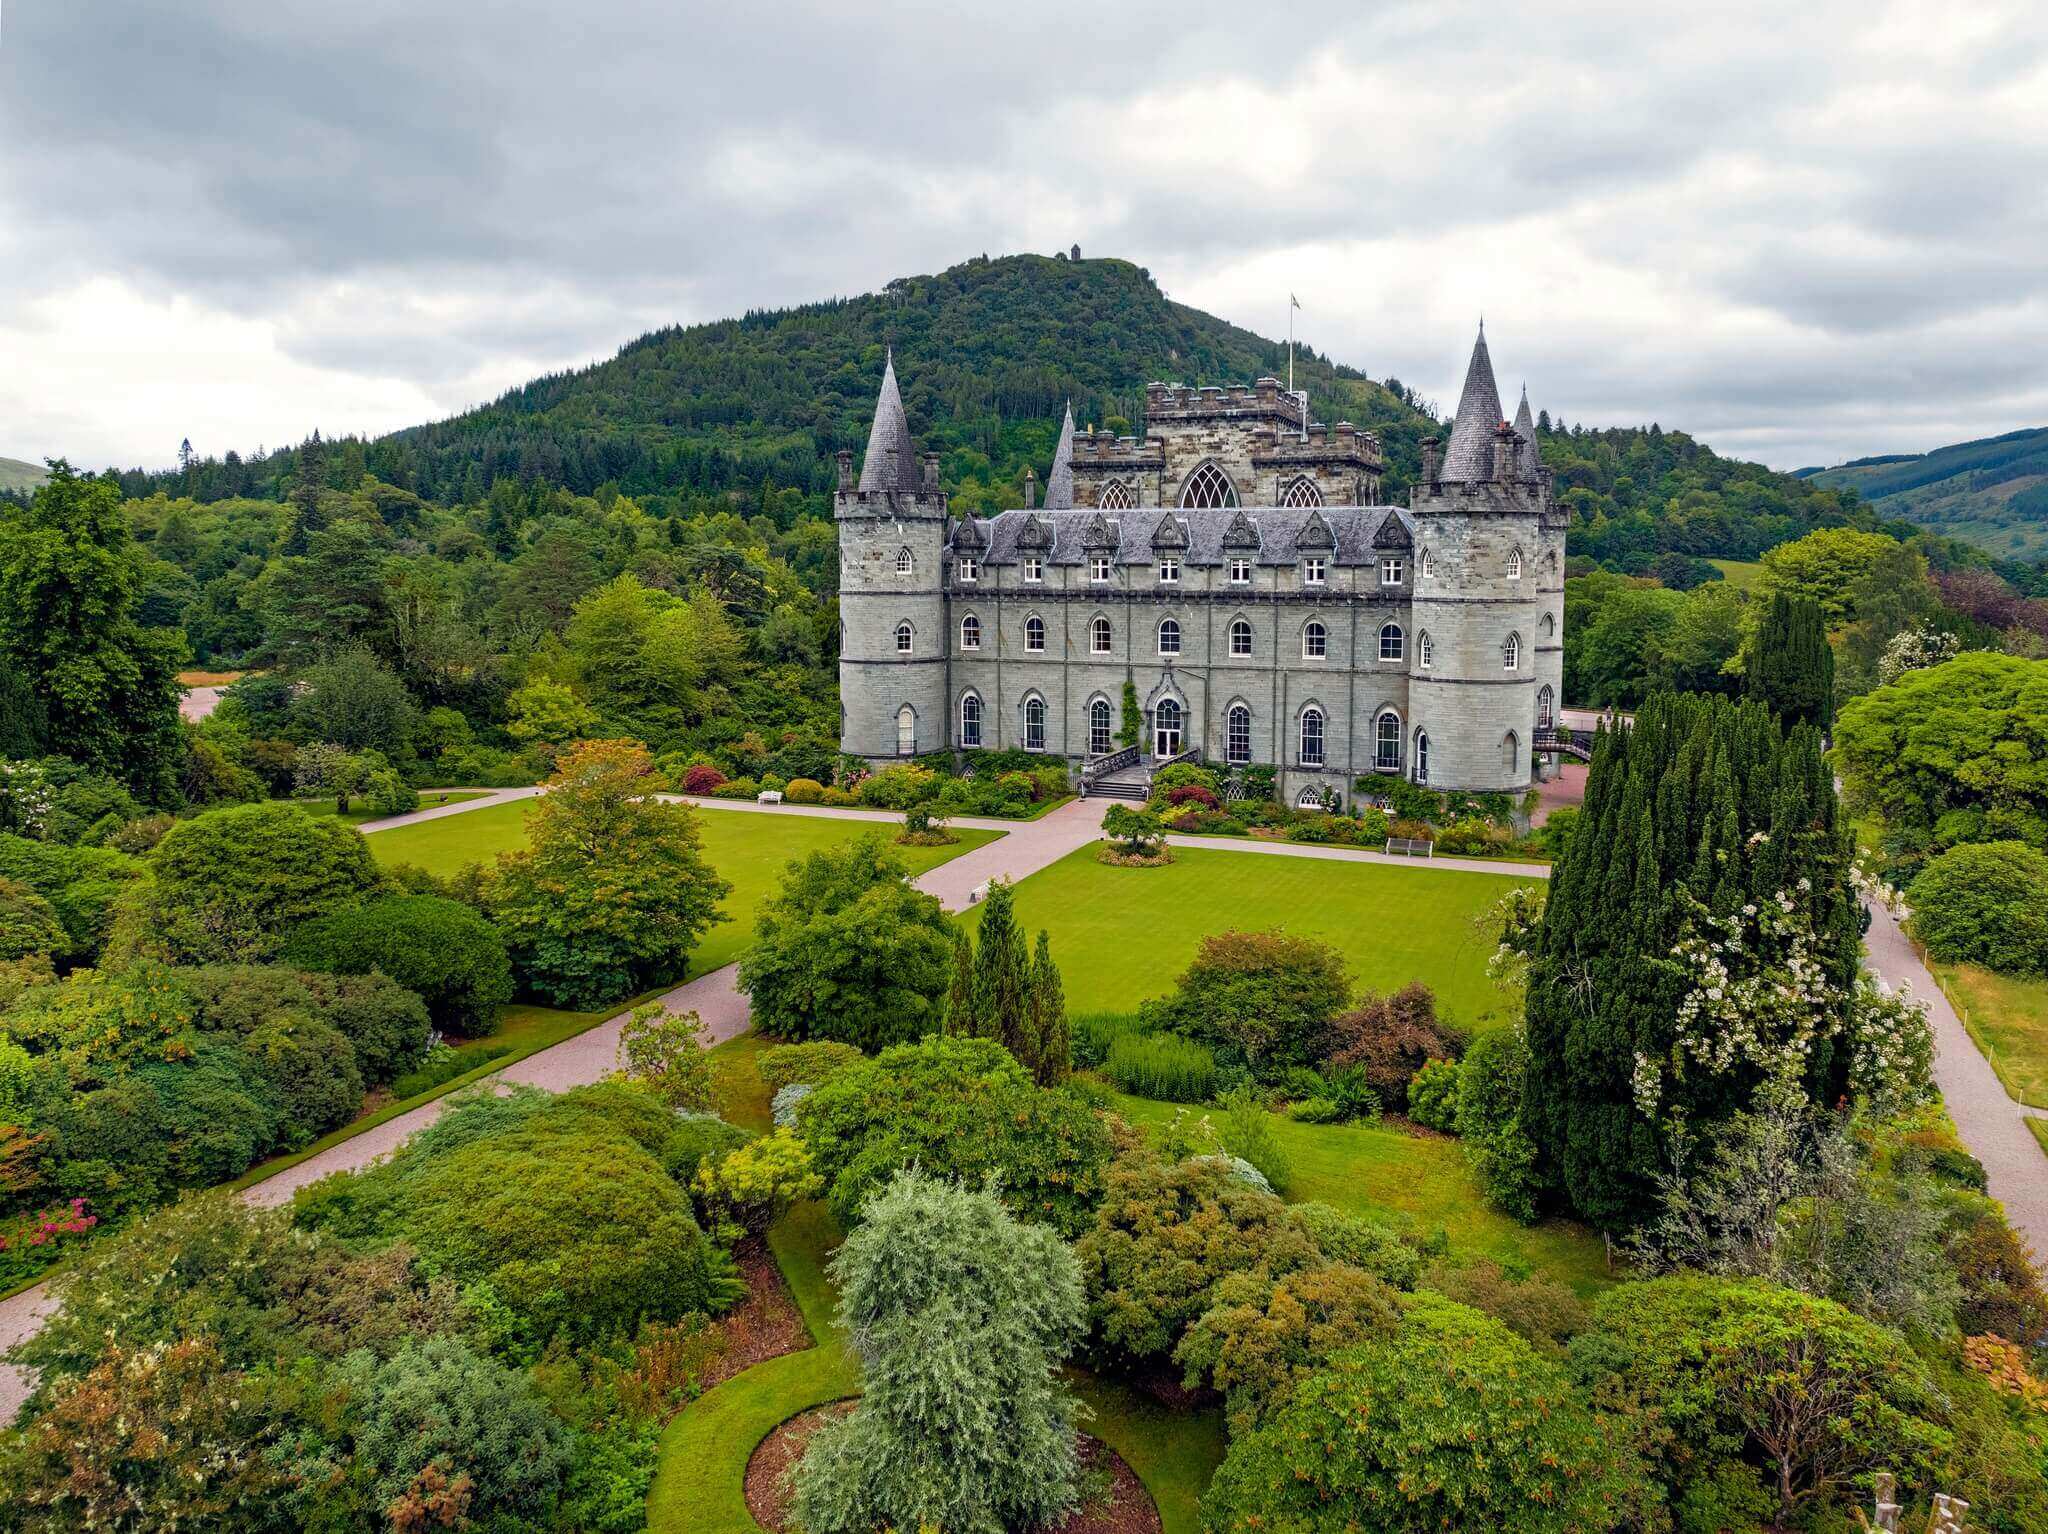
[836,328,1566,804]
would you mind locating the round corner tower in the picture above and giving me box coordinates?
[1404,327,1547,793]
[837,354,951,761]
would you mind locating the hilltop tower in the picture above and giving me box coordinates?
[836,353,950,759]
[1405,326,1553,791]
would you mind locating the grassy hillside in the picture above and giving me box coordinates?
[1806,426,2048,559]
[0,456,47,496]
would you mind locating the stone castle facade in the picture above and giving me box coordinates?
[836,328,1567,802]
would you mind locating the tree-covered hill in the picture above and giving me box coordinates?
[1803,426,2048,561]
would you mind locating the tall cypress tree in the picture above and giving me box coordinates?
[943,927,976,1037]
[1746,592,1834,731]
[969,879,1034,1065]
[283,432,330,556]
[1522,692,1858,1230]
[1030,930,1070,1086]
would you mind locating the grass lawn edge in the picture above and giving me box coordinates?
[1917,950,2048,1110]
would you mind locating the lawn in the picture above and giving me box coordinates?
[1108,1091,1611,1293]
[1709,557,1765,590]
[968,844,1534,1031]
[295,789,491,826]
[367,802,1003,977]
[1932,962,2048,1108]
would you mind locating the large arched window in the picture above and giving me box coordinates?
[1421,548,1437,578]
[1297,785,1329,810]
[1299,706,1325,766]
[959,614,981,650]
[1537,684,1554,728]
[1024,614,1046,652]
[1023,694,1046,751]
[1158,617,1181,657]
[1503,731,1520,775]
[895,621,914,654]
[1098,479,1134,511]
[1227,704,1252,765]
[1091,616,1113,655]
[1507,547,1523,580]
[1154,697,1183,758]
[1379,623,1404,661]
[897,704,916,755]
[895,548,913,576]
[1502,632,1521,672]
[1280,475,1324,507]
[1414,728,1431,784]
[959,691,982,748]
[1375,711,1401,771]
[1089,697,1113,756]
[1179,460,1238,509]
[1418,630,1433,668]
[1229,618,1253,658]
[1302,620,1327,659]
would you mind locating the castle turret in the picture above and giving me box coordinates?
[1404,325,1547,791]
[1043,402,1076,509]
[837,352,950,760]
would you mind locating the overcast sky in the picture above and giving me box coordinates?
[3,1,2043,475]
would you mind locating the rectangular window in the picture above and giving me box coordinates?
[1230,558,1252,584]
[1380,558,1405,585]
[1303,558,1325,586]
[1158,557,1180,583]
[956,557,979,583]
[1024,556,1043,583]
[1090,555,1112,583]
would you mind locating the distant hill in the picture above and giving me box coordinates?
[1804,427,2048,559]
[0,457,47,496]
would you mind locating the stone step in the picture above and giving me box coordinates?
[1089,779,1150,801]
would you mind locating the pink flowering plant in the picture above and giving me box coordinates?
[0,1197,98,1286]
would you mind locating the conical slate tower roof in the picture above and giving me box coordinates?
[857,350,922,493]
[1513,386,1540,480]
[1439,324,1506,482]
[1042,403,1076,509]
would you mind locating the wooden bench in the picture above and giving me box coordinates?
[1383,836,1435,858]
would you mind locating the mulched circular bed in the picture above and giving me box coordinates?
[744,1406,1161,1534]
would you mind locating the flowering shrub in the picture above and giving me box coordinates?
[0,1198,98,1285]
[681,764,727,795]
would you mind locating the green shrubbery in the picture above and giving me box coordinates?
[1102,1030,1216,1102]
[1141,929,1351,1079]
[287,893,514,1034]
[1907,841,2048,974]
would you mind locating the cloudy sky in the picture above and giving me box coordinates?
[2,0,2043,474]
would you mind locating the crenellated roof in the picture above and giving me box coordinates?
[951,505,1417,568]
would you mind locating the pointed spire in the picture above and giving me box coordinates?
[1513,385,1540,481]
[1042,402,1076,509]
[857,348,921,493]
[1439,324,1506,482]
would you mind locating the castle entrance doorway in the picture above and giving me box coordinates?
[1154,698,1183,759]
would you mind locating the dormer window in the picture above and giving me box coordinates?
[1380,558,1405,585]
[1230,558,1252,585]
[1024,556,1043,583]
[1303,557,1326,586]
[1159,557,1180,583]
[956,556,979,583]
[1090,554,1112,583]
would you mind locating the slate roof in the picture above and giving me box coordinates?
[1513,388,1540,481]
[1043,403,1076,509]
[857,350,921,493]
[953,505,1417,567]
[1440,325,1505,483]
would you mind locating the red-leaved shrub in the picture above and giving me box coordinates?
[682,764,727,795]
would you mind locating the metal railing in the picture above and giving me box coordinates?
[1080,744,1140,790]
[1532,727,1594,762]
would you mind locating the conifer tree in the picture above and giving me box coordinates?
[1746,592,1834,731]
[1029,930,1070,1086]
[283,431,330,556]
[943,927,976,1037]
[963,880,1039,1071]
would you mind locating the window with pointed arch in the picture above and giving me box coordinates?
[1537,684,1554,729]
[1089,697,1113,756]
[1299,706,1326,767]
[1023,695,1046,752]
[895,621,913,654]
[959,614,981,650]
[897,705,916,755]
[1421,548,1437,578]
[959,691,983,748]
[1418,630,1434,668]
[1179,461,1238,509]
[1091,616,1112,655]
[1413,728,1431,784]
[1379,623,1404,661]
[1098,479,1134,511]
[895,548,913,576]
[1502,632,1521,671]
[1540,611,1556,639]
[1375,711,1402,772]
[1281,475,1323,508]
[1229,618,1253,658]
[1302,620,1327,660]
[1502,731,1519,776]
[1507,548,1523,580]
[1158,618,1181,657]
[1024,614,1045,652]
[1226,704,1252,765]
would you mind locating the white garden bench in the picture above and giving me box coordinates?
[1384,836,1434,858]
[757,789,783,804]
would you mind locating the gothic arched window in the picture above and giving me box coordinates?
[895,547,914,576]
[1091,616,1113,655]
[1421,548,1437,578]
[895,621,914,654]
[1302,620,1327,659]
[1179,461,1238,509]
[1089,697,1113,755]
[1229,618,1253,658]
[897,704,916,755]
[1299,706,1325,766]
[1540,611,1556,638]
[1024,614,1046,652]
[1379,623,1404,661]
[1414,728,1431,784]
[1503,731,1520,775]
[1226,704,1252,765]
[959,614,981,650]
[1537,684,1554,728]
[1280,475,1323,508]
[959,691,982,748]
[1098,479,1134,511]
[1158,618,1181,657]
[1507,547,1523,580]
[1024,694,1047,751]
[1418,630,1433,668]
[1502,632,1521,671]
[1376,711,1402,771]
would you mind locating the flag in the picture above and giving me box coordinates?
[1290,293,1300,310]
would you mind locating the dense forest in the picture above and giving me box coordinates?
[1806,426,2048,562]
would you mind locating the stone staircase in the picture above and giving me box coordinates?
[1087,769,1151,802]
